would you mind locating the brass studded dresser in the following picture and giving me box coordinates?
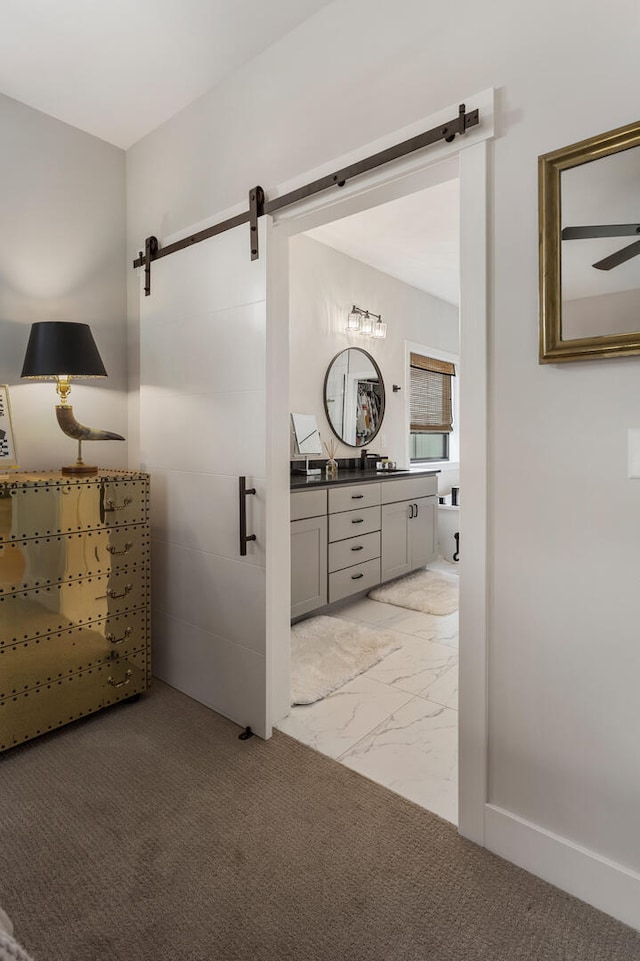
[0,470,150,751]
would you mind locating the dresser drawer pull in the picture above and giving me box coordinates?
[351,545,364,551]
[105,497,133,512]
[351,518,364,525]
[351,494,364,499]
[107,584,133,599]
[107,669,133,688]
[106,627,133,645]
[351,572,364,580]
[106,542,133,556]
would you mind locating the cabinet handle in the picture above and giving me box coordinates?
[351,572,364,580]
[414,503,419,517]
[409,504,414,519]
[351,518,364,524]
[107,584,133,599]
[351,494,364,499]
[106,627,132,645]
[107,669,133,688]
[351,545,364,551]
[106,542,133,556]
[105,497,133,512]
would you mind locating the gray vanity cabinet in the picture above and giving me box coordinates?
[290,473,437,618]
[327,483,381,603]
[381,477,437,582]
[290,490,328,619]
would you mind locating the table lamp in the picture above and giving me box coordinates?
[21,321,125,475]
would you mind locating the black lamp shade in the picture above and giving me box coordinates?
[21,322,107,378]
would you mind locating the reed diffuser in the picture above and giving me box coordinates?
[323,438,339,479]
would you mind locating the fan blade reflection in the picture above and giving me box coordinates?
[592,239,640,270]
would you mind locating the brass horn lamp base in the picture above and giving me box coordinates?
[55,404,125,478]
[62,463,98,476]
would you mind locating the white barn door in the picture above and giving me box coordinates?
[139,220,271,737]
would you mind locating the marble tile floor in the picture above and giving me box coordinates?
[277,560,460,825]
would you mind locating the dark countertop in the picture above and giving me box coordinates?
[290,467,439,491]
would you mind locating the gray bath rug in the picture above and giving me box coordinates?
[290,615,401,705]
[368,569,459,616]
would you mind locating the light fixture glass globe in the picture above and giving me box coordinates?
[360,312,373,335]
[346,310,361,331]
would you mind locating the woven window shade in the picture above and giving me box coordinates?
[409,353,456,433]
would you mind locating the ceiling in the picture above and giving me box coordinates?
[0,1,460,303]
[306,179,461,306]
[0,0,333,148]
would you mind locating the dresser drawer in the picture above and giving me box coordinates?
[101,479,149,528]
[0,649,149,752]
[329,505,381,542]
[380,475,437,504]
[0,479,148,541]
[0,526,149,596]
[291,489,327,521]
[328,531,380,574]
[329,557,381,603]
[0,569,148,647]
[329,483,381,513]
[0,609,148,698]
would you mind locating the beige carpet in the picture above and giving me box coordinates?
[290,615,401,704]
[369,568,459,615]
[1,683,639,961]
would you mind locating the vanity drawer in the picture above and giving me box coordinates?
[328,531,380,574]
[291,489,327,521]
[381,475,437,504]
[329,506,381,542]
[329,558,381,603]
[329,483,381,513]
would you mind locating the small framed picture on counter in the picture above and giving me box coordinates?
[0,385,18,468]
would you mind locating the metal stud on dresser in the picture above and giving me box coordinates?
[0,470,151,751]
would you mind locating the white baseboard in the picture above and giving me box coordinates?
[484,804,640,932]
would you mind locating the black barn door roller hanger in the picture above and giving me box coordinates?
[133,104,479,296]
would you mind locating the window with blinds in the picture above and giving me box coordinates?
[409,352,456,462]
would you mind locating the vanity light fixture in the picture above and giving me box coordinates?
[346,304,387,339]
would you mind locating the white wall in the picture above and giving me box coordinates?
[289,234,459,483]
[125,0,640,923]
[0,93,128,471]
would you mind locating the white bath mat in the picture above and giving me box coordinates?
[290,615,401,705]
[368,569,459,616]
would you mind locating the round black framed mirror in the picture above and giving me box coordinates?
[323,348,385,448]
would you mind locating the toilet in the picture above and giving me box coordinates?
[437,503,459,563]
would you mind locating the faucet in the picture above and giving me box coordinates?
[360,448,368,470]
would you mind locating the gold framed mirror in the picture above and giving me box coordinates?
[539,119,640,363]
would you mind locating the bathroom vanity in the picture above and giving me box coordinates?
[290,469,438,619]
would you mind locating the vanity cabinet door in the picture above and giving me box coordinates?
[381,495,436,581]
[411,496,436,569]
[291,515,327,619]
[381,501,413,581]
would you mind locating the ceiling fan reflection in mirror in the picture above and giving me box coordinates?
[561,222,640,270]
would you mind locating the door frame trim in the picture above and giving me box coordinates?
[268,90,493,846]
